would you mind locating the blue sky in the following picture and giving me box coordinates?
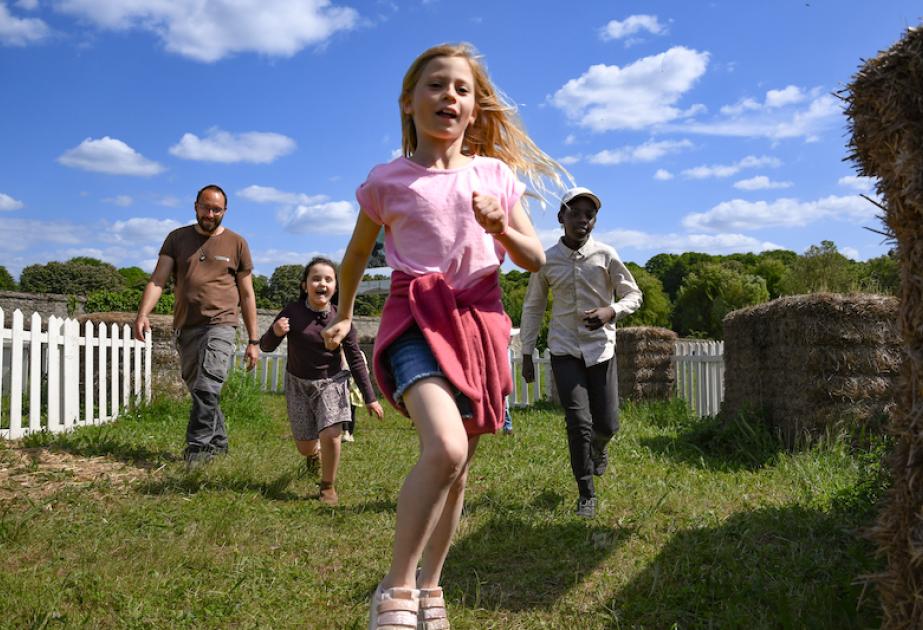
[1,1,919,280]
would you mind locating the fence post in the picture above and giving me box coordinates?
[144,330,152,404]
[110,323,119,419]
[63,318,78,428]
[9,310,24,439]
[84,321,94,424]
[99,324,108,422]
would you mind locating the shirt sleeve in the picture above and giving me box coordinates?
[519,268,549,357]
[608,250,643,319]
[343,328,376,404]
[356,166,384,225]
[259,304,291,353]
[498,160,526,214]
[158,230,175,259]
[237,236,254,274]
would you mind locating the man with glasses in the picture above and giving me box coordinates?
[134,184,260,466]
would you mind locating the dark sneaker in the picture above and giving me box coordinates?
[590,442,609,476]
[576,496,597,519]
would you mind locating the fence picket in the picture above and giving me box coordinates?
[122,324,131,407]
[47,316,62,432]
[84,321,94,424]
[9,310,24,439]
[144,330,152,404]
[99,324,108,422]
[28,312,41,433]
[63,318,78,428]
[110,323,120,419]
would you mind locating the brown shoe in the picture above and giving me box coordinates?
[318,481,338,507]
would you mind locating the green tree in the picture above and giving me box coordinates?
[0,265,16,290]
[672,263,769,339]
[753,256,791,299]
[646,252,716,300]
[118,266,150,291]
[860,251,899,294]
[250,274,277,309]
[267,264,305,307]
[781,241,861,294]
[85,289,174,315]
[20,258,124,295]
[621,263,671,328]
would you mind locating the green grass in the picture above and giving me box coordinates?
[0,374,887,628]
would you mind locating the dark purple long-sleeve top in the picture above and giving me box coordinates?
[259,302,376,404]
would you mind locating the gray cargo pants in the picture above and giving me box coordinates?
[175,324,236,461]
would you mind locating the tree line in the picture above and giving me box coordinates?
[0,240,897,340]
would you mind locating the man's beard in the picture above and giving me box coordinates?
[197,214,223,233]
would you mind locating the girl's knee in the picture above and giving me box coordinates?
[320,424,342,441]
[295,440,319,456]
[422,442,467,483]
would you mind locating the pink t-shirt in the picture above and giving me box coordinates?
[356,155,526,289]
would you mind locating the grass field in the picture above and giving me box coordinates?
[0,371,887,628]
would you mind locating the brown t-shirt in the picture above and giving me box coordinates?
[159,225,254,330]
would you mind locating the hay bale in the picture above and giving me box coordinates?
[722,293,901,447]
[844,23,923,627]
[616,326,677,401]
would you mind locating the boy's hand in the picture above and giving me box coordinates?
[521,355,535,383]
[272,317,290,337]
[367,401,385,419]
[472,191,507,235]
[583,306,616,331]
[322,315,351,350]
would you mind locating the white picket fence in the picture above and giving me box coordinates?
[0,308,152,439]
[674,339,725,417]
[233,336,726,417]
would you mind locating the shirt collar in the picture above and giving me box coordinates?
[558,235,593,257]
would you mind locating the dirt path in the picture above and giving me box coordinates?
[0,445,156,505]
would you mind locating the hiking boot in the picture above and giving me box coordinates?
[576,496,597,519]
[590,441,609,477]
[318,481,338,507]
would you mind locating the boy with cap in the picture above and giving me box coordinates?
[519,187,642,518]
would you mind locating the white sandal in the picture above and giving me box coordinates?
[417,587,450,630]
[368,583,419,630]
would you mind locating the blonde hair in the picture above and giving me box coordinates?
[400,42,571,205]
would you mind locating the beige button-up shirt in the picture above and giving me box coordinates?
[519,236,642,366]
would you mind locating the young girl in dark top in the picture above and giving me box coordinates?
[260,256,383,506]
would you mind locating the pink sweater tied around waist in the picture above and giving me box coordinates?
[372,271,512,437]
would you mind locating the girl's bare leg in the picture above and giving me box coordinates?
[295,439,320,457]
[318,424,342,485]
[381,377,469,590]
[417,435,479,589]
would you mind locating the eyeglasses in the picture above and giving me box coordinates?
[195,202,226,215]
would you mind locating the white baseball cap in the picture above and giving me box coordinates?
[560,187,601,210]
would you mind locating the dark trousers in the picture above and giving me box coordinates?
[550,354,619,498]
[176,325,236,460]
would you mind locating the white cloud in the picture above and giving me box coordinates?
[654,169,673,181]
[106,217,183,244]
[600,15,665,41]
[595,228,783,255]
[682,155,780,179]
[238,185,326,206]
[56,0,358,62]
[563,134,577,146]
[239,184,356,235]
[16,0,40,9]
[158,195,181,207]
[838,175,875,192]
[588,138,692,165]
[840,246,860,260]
[58,137,165,176]
[169,129,296,164]
[0,192,24,211]
[558,155,581,166]
[682,194,880,232]
[551,46,709,131]
[0,2,49,45]
[720,85,805,116]
[733,176,792,191]
[103,194,134,207]
[0,217,87,254]
[675,91,840,141]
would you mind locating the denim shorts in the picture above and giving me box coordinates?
[387,327,472,417]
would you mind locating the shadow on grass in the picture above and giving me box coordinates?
[605,504,881,628]
[641,412,786,472]
[135,463,304,501]
[20,424,180,469]
[443,512,630,612]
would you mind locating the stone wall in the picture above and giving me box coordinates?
[0,291,86,325]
